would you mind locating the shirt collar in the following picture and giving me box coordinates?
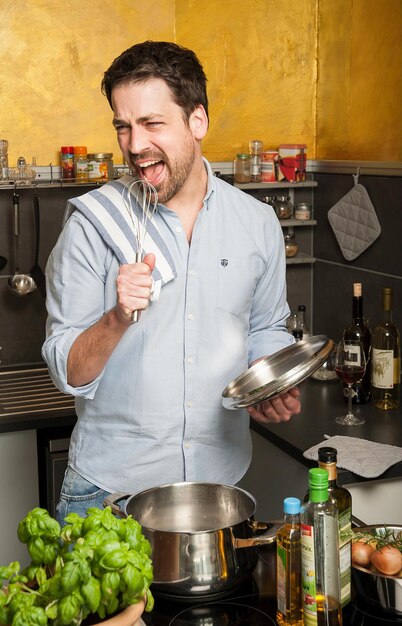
[202,157,216,207]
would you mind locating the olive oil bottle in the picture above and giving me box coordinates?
[300,468,342,626]
[276,497,303,626]
[318,447,351,607]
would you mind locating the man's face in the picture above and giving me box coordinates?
[111,79,202,204]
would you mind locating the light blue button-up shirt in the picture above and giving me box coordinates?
[42,159,293,494]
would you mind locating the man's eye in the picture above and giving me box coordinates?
[146,121,162,128]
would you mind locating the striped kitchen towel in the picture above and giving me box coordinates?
[64,175,177,300]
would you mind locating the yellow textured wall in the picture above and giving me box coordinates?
[316,0,402,160]
[0,0,400,167]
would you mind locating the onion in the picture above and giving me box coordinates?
[351,540,375,567]
[370,545,402,576]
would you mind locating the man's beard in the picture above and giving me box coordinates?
[130,135,196,205]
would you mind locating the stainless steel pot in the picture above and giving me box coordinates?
[352,524,402,615]
[104,482,280,597]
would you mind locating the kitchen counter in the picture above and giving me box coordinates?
[251,377,402,485]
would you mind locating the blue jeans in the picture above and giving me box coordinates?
[56,466,111,526]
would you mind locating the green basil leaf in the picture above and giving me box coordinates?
[57,595,80,626]
[60,562,80,593]
[28,537,45,564]
[81,576,101,613]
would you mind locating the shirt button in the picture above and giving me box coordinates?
[188,313,194,320]
[186,400,193,407]
[189,270,195,276]
[175,226,182,233]
[187,357,194,364]
[184,442,191,449]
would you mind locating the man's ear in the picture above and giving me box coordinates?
[189,105,208,140]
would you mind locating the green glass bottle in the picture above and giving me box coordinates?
[300,468,342,626]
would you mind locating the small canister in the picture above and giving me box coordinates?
[261,151,278,182]
[87,153,114,181]
[61,146,74,179]
[284,231,298,257]
[0,139,9,179]
[234,153,251,184]
[294,202,312,220]
[74,146,89,182]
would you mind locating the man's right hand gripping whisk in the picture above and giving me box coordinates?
[116,252,156,323]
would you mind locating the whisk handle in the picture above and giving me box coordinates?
[130,251,142,323]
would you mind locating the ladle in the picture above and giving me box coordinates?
[8,191,36,296]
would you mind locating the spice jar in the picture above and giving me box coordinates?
[61,146,74,179]
[294,202,312,220]
[249,140,263,183]
[284,231,298,257]
[273,196,293,220]
[87,153,114,181]
[0,139,9,180]
[234,153,251,184]
[74,146,89,182]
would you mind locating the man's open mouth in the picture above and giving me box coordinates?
[135,158,165,186]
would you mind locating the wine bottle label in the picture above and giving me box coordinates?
[344,344,361,367]
[372,348,396,387]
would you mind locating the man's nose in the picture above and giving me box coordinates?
[128,126,150,156]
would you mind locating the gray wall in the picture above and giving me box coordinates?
[312,172,402,342]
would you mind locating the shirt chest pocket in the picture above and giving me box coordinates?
[217,257,262,317]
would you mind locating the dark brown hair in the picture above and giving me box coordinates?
[101,40,209,122]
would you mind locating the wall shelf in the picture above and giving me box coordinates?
[286,254,316,265]
[234,180,317,190]
[279,219,316,227]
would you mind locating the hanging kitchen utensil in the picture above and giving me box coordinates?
[222,335,335,409]
[8,191,36,296]
[122,179,158,322]
[28,195,46,297]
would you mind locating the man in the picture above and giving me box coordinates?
[43,41,301,522]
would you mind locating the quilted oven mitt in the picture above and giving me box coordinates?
[304,435,402,478]
[327,183,381,261]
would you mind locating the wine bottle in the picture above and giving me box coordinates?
[276,497,303,626]
[300,469,342,626]
[296,304,311,338]
[318,447,351,608]
[343,283,371,403]
[371,287,401,410]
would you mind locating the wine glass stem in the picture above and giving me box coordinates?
[346,384,354,418]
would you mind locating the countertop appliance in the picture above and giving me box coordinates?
[141,543,401,626]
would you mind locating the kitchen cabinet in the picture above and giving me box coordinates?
[235,180,317,266]
[235,179,317,330]
[0,430,39,568]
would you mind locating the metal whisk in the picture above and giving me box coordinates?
[123,178,159,322]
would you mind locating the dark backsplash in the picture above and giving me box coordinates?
[0,170,400,367]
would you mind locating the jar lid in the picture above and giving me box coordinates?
[74,146,87,155]
[295,202,310,209]
[61,146,74,153]
[236,153,249,159]
[87,153,113,159]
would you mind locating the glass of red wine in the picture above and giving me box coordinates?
[335,339,366,425]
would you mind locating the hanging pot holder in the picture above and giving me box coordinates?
[327,175,381,261]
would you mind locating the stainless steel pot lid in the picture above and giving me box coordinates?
[222,335,335,409]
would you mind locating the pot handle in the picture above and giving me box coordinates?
[103,492,131,517]
[233,519,282,548]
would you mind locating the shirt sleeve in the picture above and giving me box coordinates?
[42,214,111,398]
[247,212,294,364]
